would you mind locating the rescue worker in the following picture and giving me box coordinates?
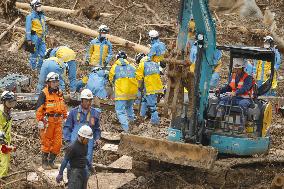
[136,53,163,125]
[216,58,255,128]
[25,0,47,71]
[75,76,89,93]
[244,59,254,76]
[45,46,77,93]
[56,125,94,189]
[109,51,138,132]
[0,91,17,177]
[85,25,113,67]
[36,72,67,170]
[147,30,167,63]
[86,67,109,109]
[63,89,101,168]
[36,56,66,93]
[255,36,282,96]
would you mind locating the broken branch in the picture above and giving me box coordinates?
[0,17,21,41]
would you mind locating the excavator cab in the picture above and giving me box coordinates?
[206,45,274,155]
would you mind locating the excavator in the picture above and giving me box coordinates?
[118,0,274,170]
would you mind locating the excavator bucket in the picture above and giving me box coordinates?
[118,134,217,170]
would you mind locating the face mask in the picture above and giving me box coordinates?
[5,100,17,109]
[264,43,270,48]
[35,6,42,12]
[100,34,106,38]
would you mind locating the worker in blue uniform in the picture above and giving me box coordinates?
[85,25,113,67]
[63,89,101,170]
[147,30,167,63]
[36,57,66,93]
[25,0,47,71]
[45,46,77,93]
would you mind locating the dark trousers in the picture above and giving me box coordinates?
[68,168,88,189]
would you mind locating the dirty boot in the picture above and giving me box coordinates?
[42,152,51,170]
[48,153,58,169]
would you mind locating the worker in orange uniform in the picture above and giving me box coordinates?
[36,72,67,170]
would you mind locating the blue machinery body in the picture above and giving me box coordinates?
[168,0,272,156]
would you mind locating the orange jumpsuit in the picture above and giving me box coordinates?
[36,87,67,155]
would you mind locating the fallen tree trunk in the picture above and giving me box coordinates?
[15,2,113,17]
[19,9,150,54]
[0,17,21,40]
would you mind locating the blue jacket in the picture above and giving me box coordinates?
[85,36,113,66]
[86,70,108,99]
[25,10,47,40]
[148,39,166,62]
[63,105,101,142]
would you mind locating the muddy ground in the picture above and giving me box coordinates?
[0,0,284,188]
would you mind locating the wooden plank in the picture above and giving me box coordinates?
[37,165,67,186]
[11,110,35,121]
[101,144,118,152]
[108,155,132,170]
[101,132,121,141]
[88,173,136,189]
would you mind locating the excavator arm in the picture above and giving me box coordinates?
[190,0,217,143]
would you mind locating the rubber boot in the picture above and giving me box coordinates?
[42,153,51,170]
[48,153,58,169]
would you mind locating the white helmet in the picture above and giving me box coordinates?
[46,72,59,82]
[30,0,41,7]
[233,58,246,68]
[149,30,159,38]
[78,125,93,139]
[80,89,93,99]
[1,91,15,101]
[264,35,273,42]
[98,25,109,33]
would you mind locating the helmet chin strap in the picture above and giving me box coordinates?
[48,86,59,93]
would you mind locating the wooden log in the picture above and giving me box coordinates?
[15,2,114,17]
[18,9,150,54]
[0,17,21,40]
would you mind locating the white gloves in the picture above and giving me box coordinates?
[38,121,45,129]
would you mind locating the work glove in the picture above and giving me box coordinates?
[82,76,88,84]
[37,121,45,129]
[160,61,166,68]
[56,174,63,183]
[103,61,107,68]
[63,140,71,149]
[95,140,101,148]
